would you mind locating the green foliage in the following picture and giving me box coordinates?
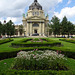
[0,70,74,75]
[12,50,68,71]
[61,16,68,35]
[0,38,13,45]
[0,58,75,75]
[51,16,60,36]
[0,20,15,36]
[0,46,75,60]
[0,21,2,36]
[50,16,75,37]
[0,58,15,72]
[59,39,75,44]
[11,38,61,47]
[6,20,15,36]
[0,38,75,60]
[61,16,75,36]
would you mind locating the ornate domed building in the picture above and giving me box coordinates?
[22,0,49,36]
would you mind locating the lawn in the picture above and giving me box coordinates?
[0,37,75,52]
[50,38,75,52]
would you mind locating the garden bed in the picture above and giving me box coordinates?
[11,38,61,47]
[0,38,75,75]
[59,38,75,44]
[0,54,75,75]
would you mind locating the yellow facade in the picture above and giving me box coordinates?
[22,0,49,36]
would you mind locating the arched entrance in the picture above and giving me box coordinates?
[34,29,37,33]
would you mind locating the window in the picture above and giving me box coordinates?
[32,12,35,16]
[37,12,39,15]
[33,23,39,27]
[32,12,39,16]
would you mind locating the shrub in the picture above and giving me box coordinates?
[12,50,68,70]
[59,39,75,44]
[0,46,75,60]
[11,38,61,47]
[0,70,74,75]
[0,38,13,45]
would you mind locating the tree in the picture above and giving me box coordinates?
[51,16,60,37]
[2,24,7,35]
[61,16,68,36]
[66,21,74,37]
[0,21,2,36]
[6,20,15,37]
[61,16,75,37]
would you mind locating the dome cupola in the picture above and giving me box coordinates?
[29,0,42,10]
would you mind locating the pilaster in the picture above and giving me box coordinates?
[39,23,42,36]
[30,23,32,36]
[43,23,45,36]
[27,23,29,36]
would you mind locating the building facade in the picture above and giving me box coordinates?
[22,0,49,36]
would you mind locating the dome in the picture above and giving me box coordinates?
[29,0,42,10]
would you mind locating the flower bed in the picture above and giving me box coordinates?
[12,50,68,70]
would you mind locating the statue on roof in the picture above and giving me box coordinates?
[23,13,25,17]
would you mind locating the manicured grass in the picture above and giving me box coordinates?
[0,37,75,52]
[0,58,15,72]
[50,38,75,52]
[0,38,25,52]
[0,58,75,74]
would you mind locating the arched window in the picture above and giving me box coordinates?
[33,23,39,27]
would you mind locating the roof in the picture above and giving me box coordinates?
[29,0,42,10]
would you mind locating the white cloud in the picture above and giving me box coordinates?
[0,0,62,24]
[71,21,75,24]
[54,6,75,20]
[67,0,72,5]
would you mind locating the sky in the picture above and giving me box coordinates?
[0,0,75,25]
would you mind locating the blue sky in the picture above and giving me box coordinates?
[0,0,75,24]
[54,0,75,23]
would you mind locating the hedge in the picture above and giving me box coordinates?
[0,70,74,75]
[0,46,75,60]
[0,38,13,45]
[11,38,61,47]
[11,42,61,47]
[59,39,75,44]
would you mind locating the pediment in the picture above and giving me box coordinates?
[27,16,45,20]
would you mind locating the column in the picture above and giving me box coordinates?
[18,31,20,36]
[30,23,32,36]
[39,23,41,36]
[43,23,45,36]
[27,23,29,36]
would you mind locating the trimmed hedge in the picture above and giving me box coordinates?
[0,38,13,45]
[0,46,75,60]
[11,38,61,47]
[0,70,74,75]
[11,42,61,47]
[59,39,75,44]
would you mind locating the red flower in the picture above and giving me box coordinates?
[4,63,7,64]
[36,49,38,51]
[60,51,61,53]
[57,50,59,54]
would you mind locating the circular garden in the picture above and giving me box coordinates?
[0,38,75,75]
